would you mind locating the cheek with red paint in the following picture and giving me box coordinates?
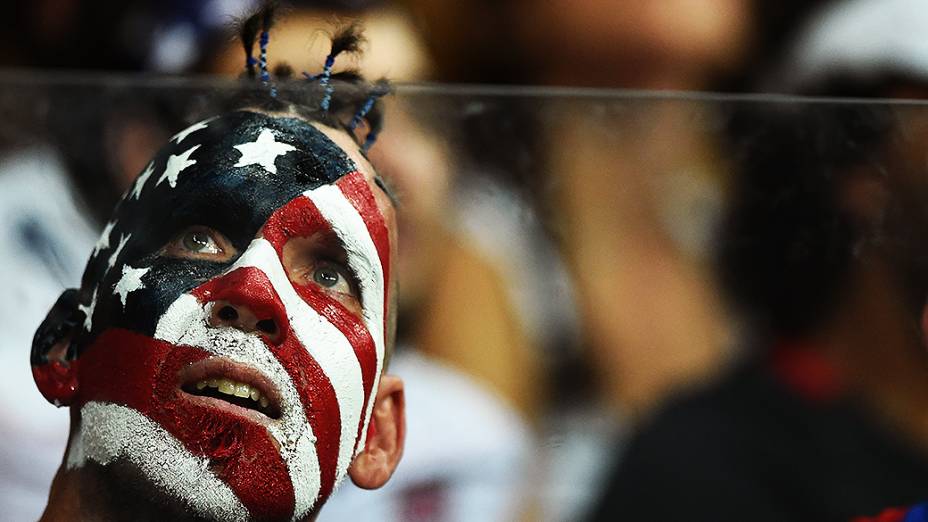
[255,189,387,498]
[192,265,346,501]
[76,329,295,520]
[263,190,381,405]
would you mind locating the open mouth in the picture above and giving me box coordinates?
[178,358,282,420]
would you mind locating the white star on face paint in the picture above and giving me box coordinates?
[130,162,155,200]
[171,120,210,144]
[78,287,98,332]
[233,129,296,175]
[113,264,150,308]
[157,145,200,188]
[91,221,116,258]
[107,233,132,271]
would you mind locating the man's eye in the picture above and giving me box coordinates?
[311,263,357,297]
[281,235,362,315]
[182,230,220,254]
[162,226,235,261]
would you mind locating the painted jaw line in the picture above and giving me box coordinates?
[63,112,392,521]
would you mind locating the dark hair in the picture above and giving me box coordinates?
[41,2,391,225]
[715,100,899,337]
[228,3,390,153]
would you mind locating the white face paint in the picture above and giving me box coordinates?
[154,292,324,519]
[130,162,155,200]
[156,144,200,188]
[303,184,386,457]
[171,119,212,145]
[67,402,250,522]
[234,128,298,174]
[91,220,116,258]
[106,233,132,272]
[113,265,150,308]
[78,287,97,332]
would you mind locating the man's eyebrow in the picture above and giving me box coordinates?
[374,175,399,207]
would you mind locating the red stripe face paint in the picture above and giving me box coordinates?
[262,193,380,451]
[335,172,392,336]
[75,329,295,521]
[193,266,345,502]
[48,111,395,522]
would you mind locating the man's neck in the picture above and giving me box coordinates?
[43,460,323,521]
[42,462,200,522]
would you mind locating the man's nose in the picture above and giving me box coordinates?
[193,266,289,345]
[208,299,281,343]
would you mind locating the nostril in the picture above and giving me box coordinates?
[255,319,277,336]
[218,305,239,322]
[255,319,276,334]
[208,299,283,341]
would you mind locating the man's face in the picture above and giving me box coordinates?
[47,111,395,520]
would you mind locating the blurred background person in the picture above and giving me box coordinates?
[397,0,830,415]
[592,0,928,520]
[394,2,825,518]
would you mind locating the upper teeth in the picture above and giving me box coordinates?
[196,378,270,408]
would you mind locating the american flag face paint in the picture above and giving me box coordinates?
[40,111,393,521]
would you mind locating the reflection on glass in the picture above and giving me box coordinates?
[4,78,928,520]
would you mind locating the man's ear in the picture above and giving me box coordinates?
[348,374,405,489]
[31,289,83,407]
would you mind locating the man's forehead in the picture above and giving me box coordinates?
[152,110,358,191]
[308,120,396,215]
[108,111,360,241]
[75,109,395,340]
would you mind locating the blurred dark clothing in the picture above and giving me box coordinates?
[589,352,928,522]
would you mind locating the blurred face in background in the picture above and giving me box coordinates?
[514,0,752,88]
[402,0,751,88]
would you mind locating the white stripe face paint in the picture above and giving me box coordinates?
[303,185,387,458]
[67,402,249,522]
[154,292,322,521]
[228,238,366,494]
